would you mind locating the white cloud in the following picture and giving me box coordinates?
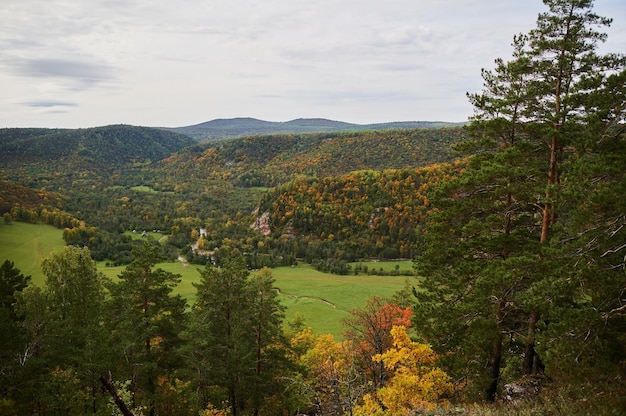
[0,0,624,128]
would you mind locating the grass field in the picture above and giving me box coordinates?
[4,222,417,339]
[99,262,414,338]
[0,221,66,284]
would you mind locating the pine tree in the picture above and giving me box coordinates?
[106,242,187,416]
[185,254,289,415]
[0,260,31,401]
[414,0,624,400]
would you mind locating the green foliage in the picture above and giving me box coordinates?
[415,0,626,402]
[184,254,291,414]
[0,261,31,400]
[106,242,187,414]
[0,125,193,183]
[162,128,466,187]
[41,246,110,380]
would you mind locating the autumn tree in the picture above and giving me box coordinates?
[353,326,452,416]
[297,333,363,415]
[343,296,412,390]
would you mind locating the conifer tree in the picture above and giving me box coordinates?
[414,0,624,400]
[0,260,31,401]
[185,254,289,415]
[106,242,187,416]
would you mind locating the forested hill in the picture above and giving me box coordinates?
[0,180,67,213]
[159,127,467,187]
[169,117,465,142]
[0,125,194,184]
[252,162,465,261]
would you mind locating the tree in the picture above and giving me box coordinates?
[354,326,452,416]
[40,246,110,392]
[343,296,412,390]
[0,261,30,401]
[106,242,187,416]
[248,267,290,416]
[299,334,363,415]
[415,0,625,400]
[185,255,290,415]
[0,260,30,314]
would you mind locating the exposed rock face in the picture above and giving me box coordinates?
[502,376,543,403]
[251,211,272,236]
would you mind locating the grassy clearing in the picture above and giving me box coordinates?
[350,260,415,274]
[98,261,202,302]
[123,230,169,243]
[0,222,65,284]
[99,262,413,338]
[4,222,414,339]
[130,185,158,193]
[271,265,412,337]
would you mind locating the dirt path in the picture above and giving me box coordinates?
[274,288,337,308]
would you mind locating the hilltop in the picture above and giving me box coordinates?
[168,117,465,142]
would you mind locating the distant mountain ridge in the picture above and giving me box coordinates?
[169,117,465,142]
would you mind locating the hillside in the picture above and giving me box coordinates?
[0,125,194,189]
[169,117,465,142]
[0,180,67,213]
[159,127,467,187]
[252,162,465,261]
[0,124,467,264]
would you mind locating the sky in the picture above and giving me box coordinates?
[1,0,625,128]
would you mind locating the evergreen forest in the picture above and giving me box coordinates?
[0,1,625,414]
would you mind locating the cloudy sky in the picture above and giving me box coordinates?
[2,0,624,128]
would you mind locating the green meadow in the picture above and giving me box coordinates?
[98,261,413,338]
[3,222,416,338]
[0,221,66,283]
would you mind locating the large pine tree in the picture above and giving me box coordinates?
[184,253,289,415]
[414,0,624,400]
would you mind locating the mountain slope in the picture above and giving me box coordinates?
[158,127,467,187]
[252,162,465,260]
[169,117,464,142]
[0,125,195,186]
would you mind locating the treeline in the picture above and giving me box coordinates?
[7,203,80,229]
[0,125,193,176]
[0,247,449,415]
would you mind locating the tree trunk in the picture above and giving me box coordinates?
[522,311,540,375]
[100,374,135,416]
[487,298,505,401]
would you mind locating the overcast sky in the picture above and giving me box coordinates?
[1,0,624,128]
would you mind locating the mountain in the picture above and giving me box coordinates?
[0,125,194,187]
[168,117,465,142]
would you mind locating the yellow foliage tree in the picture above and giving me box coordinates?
[294,333,364,415]
[354,325,452,416]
